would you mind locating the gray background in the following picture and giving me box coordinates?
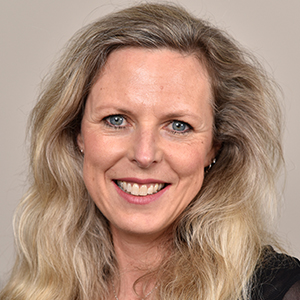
[1,0,299,285]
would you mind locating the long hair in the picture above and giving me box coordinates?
[0,3,283,299]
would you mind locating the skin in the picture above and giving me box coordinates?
[77,47,217,299]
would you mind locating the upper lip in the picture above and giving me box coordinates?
[114,177,168,184]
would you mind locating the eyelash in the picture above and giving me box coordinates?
[103,115,192,134]
[103,115,128,129]
[167,120,192,135]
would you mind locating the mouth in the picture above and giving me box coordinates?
[115,180,168,196]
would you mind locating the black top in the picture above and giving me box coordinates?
[251,247,300,300]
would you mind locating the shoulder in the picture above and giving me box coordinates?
[251,246,300,300]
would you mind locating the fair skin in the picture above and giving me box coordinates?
[77,47,216,299]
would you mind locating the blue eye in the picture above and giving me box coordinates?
[108,115,124,126]
[172,121,189,132]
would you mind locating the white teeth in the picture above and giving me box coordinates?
[117,181,166,196]
[147,185,153,194]
[131,183,139,195]
[140,185,148,196]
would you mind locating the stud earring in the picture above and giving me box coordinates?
[205,158,216,173]
[80,149,84,154]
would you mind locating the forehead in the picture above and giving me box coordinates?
[94,47,212,102]
[102,47,208,75]
[85,47,214,127]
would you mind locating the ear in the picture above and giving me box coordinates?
[205,142,221,167]
[77,132,84,152]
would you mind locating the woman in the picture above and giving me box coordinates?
[1,3,299,300]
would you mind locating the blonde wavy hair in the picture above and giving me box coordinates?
[1,3,283,300]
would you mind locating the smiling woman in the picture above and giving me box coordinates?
[1,3,299,300]
[77,48,216,238]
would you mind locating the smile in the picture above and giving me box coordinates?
[116,180,166,196]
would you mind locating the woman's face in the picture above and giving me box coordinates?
[78,48,216,238]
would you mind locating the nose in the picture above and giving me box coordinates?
[128,127,163,168]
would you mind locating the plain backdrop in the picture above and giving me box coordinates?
[1,0,299,286]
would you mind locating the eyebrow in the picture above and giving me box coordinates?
[163,111,199,120]
[93,105,132,115]
[92,103,206,125]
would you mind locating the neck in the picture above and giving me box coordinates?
[110,226,171,299]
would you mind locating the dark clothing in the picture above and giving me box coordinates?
[251,247,300,299]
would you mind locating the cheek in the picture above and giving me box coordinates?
[81,137,119,191]
[84,134,126,165]
[169,143,207,178]
[179,149,207,202]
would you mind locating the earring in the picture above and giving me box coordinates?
[205,158,216,173]
[80,149,84,154]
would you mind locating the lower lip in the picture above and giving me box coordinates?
[113,181,170,205]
